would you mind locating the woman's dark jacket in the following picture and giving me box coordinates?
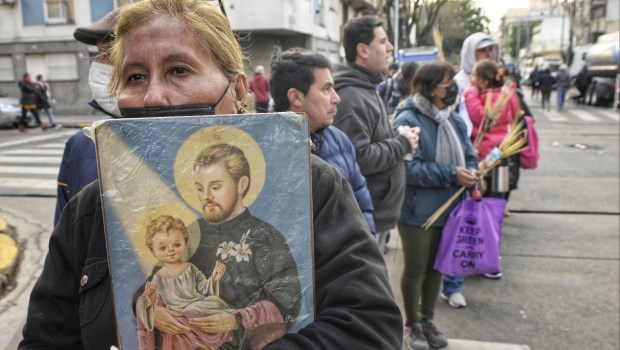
[311,126,376,234]
[19,155,403,350]
[18,80,39,106]
[393,97,478,227]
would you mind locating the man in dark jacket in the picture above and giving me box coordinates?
[333,16,418,253]
[538,65,556,111]
[270,49,376,235]
[575,65,591,105]
[17,73,47,132]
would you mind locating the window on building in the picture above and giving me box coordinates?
[46,53,78,80]
[0,56,14,82]
[44,0,74,24]
[314,0,325,26]
[27,53,78,81]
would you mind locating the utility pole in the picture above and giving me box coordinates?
[516,22,522,65]
[394,0,399,63]
[560,7,566,60]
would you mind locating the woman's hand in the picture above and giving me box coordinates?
[455,167,479,187]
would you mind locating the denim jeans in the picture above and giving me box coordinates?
[441,274,464,296]
[44,108,56,126]
[556,86,567,110]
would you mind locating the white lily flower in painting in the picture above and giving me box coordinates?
[217,241,237,260]
[235,242,252,262]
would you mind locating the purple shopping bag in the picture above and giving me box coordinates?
[434,197,507,276]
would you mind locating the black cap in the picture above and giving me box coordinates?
[73,8,120,46]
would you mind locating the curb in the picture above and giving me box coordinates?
[0,217,20,294]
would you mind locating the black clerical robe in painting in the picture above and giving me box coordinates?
[190,209,302,329]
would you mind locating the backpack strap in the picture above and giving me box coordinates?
[383,77,393,106]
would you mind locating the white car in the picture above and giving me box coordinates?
[0,96,31,128]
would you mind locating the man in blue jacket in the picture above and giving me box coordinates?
[54,9,121,225]
[270,49,376,235]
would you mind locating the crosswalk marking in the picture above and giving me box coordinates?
[0,166,59,175]
[592,108,620,122]
[0,177,56,190]
[574,112,600,122]
[559,108,600,122]
[543,109,569,122]
[0,149,64,156]
[0,133,69,195]
[0,156,61,165]
[37,143,67,149]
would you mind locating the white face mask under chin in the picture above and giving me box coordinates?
[88,61,121,117]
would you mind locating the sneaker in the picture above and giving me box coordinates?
[483,272,503,279]
[404,323,429,350]
[440,291,466,308]
[421,319,448,348]
[504,208,511,217]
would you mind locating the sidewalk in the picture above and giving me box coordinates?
[52,112,108,129]
[384,230,531,350]
[0,217,19,294]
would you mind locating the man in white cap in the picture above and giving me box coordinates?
[454,33,500,137]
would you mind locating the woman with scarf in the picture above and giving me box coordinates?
[393,62,479,350]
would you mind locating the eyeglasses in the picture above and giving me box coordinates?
[438,79,455,87]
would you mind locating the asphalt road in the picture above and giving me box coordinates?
[0,94,618,350]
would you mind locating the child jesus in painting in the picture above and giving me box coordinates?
[135,214,231,350]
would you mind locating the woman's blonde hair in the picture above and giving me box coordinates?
[108,0,247,107]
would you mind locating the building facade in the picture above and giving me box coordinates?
[0,0,377,114]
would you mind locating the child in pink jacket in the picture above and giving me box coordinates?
[464,60,519,160]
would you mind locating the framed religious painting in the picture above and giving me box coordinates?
[93,113,314,350]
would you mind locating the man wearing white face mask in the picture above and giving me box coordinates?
[54,9,121,225]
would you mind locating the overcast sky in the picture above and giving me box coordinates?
[474,0,531,31]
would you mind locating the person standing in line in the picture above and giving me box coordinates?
[386,62,399,77]
[17,73,48,133]
[18,1,404,349]
[34,74,59,128]
[249,65,270,113]
[54,8,121,225]
[393,62,479,350]
[270,49,377,235]
[378,61,420,116]
[555,64,570,111]
[538,65,555,112]
[463,60,519,279]
[333,16,419,253]
[454,32,500,138]
[440,32,499,309]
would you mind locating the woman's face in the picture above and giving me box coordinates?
[117,16,246,113]
[431,74,455,108]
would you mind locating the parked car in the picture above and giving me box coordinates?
[0,96,31,128]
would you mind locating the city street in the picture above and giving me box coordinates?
[0,95,618,349]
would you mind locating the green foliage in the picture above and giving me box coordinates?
[436,0,490,64]
[500,18,541,59]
